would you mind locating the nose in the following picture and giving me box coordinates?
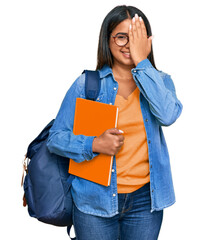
[123,40,130,49]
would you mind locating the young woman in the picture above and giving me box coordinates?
[47,5,183,240]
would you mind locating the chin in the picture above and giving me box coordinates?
[122,60,135,68]
[113,56,135,68]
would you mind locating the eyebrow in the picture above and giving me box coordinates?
[115,32,128,36]
[115,32,128,35]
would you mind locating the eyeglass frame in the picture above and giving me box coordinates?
[111,32,129,47]
[111,32,150,47]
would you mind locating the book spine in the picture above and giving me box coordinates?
[115,107,119,128]
[108,107,119,186]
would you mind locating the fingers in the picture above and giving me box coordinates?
[129,22,133,42]
[132,15,138,38]
[140,17,148,38]
[117,131,124,143]
[130,14,148,39]
[107,128,125,143]
[108,128,124,135]
[135,14,142,38]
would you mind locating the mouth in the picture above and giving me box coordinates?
[121,51,131,58]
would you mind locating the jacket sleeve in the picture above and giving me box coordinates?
[132,59,183,126]
[46,74,99,163]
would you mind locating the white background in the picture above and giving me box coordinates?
[0,0,203,239]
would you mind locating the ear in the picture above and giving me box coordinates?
[148,35,154,47]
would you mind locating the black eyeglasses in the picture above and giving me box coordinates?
[111,32,129,47]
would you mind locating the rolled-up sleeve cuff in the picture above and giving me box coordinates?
[83,136,99,160]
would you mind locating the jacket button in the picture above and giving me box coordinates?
[133,70,137,73]
[148,140,151,144]
[112,169,115,172]
[114,87,117,90]
[113,193,116,197]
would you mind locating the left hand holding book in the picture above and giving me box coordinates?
[92,128,124,156]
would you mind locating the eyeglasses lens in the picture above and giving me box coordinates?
[115,34,128,46]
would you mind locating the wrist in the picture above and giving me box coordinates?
[92,137,99,153]
[133,57,146,67]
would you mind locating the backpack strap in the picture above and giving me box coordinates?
[67,226,76,240]
[83,70,101,101]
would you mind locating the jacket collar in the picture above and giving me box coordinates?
[98,65,113,79]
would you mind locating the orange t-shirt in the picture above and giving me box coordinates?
[114,87,150,193]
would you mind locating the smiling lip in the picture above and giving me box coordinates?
[121,51,131,58]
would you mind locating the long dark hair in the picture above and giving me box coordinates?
[96,5,157,70]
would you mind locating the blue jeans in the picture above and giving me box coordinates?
[72,183,163,240]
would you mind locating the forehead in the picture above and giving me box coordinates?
[112,19,132,34]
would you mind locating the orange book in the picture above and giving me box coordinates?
[69,98,119,186]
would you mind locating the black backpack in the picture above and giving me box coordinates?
[22,70,100,239]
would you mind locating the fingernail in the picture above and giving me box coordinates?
[135,14,138,19]
[129,24,132,30]
[139,16,142,22]
[132,17,135,22]
[119,130,124,133]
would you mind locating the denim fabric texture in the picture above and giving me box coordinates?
[47,58,183,217]
[73,183,163,240]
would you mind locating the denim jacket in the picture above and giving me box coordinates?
[47,59,183,217]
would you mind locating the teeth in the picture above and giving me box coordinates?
[122,52,130,55]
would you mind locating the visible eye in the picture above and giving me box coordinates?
[117,35,127,39]
[113,33,129,46]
